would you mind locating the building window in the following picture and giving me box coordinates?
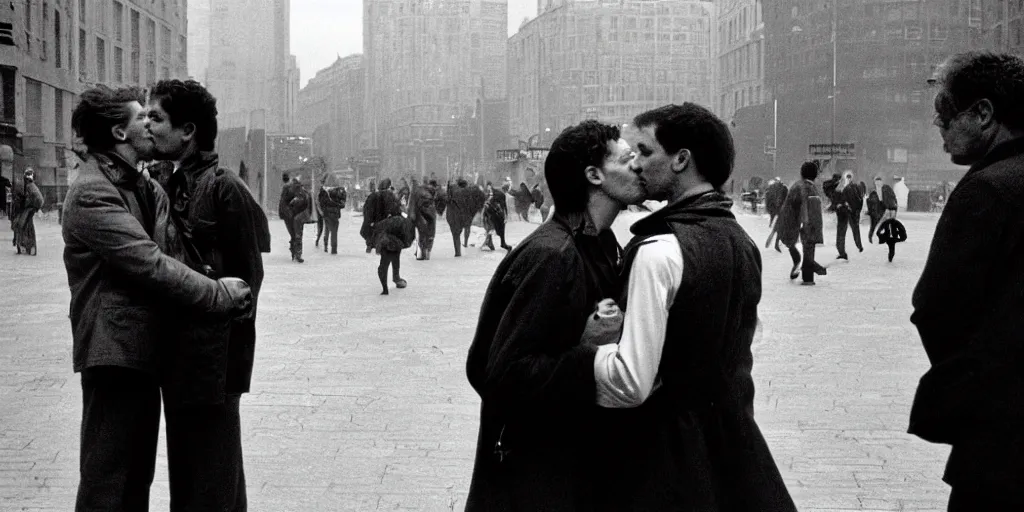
[25,79,43,135]
[130,9,140,83]
[178,34,186,63]
[161,65,169,79]
[115,46,123,82]
[96,37,106,82]
[78,28,86,78]
[114,1,123,42]
[78,0,84,23]
[40,3,47,60]
[54,90,63,141]
[54,10,61,68]
[162,25,171,58]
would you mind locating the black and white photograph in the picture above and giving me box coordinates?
[1,0,1022,510]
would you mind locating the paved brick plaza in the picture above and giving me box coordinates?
[0,207,951,511]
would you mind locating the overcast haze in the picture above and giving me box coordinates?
[291,0,537,88]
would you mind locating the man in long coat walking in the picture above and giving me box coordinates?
[409,179,438,260]
[776,162,826,284]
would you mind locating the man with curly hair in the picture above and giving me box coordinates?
[146,79,270,510]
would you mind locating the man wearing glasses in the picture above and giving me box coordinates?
[910,51,1024,510]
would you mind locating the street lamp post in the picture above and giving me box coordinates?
[830,0,837,167]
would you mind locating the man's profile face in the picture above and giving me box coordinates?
[629,125,677,202]
[145,98,189,160]
[598,138,646,206]
[933,86,987,166]
[122,101,154,160]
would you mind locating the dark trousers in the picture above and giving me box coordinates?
[378,249,401,290]
[323,216,339,253]
[786,241,820,283]
[836,208,863,256]
[948,487,1024,511]
[281,214,295,251]
[417,218,436,252]
[868,213,882,242]
[449,224,470,257]
[77,367,161,512]
[290,219,305,258]
[164,395,246,512]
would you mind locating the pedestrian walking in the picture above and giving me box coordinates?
[278,172,294,254]
[764,177,788,228]
[875,216,906,262]
[893,175,910,212]
[360,179,379,254]
[147,79,271,511]
[512,182,533,222]
[582,102,796,511]
[318,182,345,255]
[909,51,1024,511]
[482,182,512,252]
[865,177,886,243]
[834,170,865,259]
[776,162,827,285]
[372,185,413,294]
[445,178,485,257]
[0,172,10,218]
[409,179,438,260]
[285,175,311,262]
[12,168,43,255]
[465,120,644,511]
[65,85,253,512]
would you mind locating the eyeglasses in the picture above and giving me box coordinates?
[933,100,981,130]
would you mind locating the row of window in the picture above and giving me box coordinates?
[22,0,184,85]
[719,85,763,120]
[719,1,762,48]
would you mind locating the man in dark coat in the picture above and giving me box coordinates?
[0,172,10,217]
[409,179,438,260]
[65,85,253,511]
[776,162,826,284]
[13,168,44,255]
[445,178,483,257]
[909,51,1024,511]
[318,184,345,254]
[581,103,795,511]
[147,79,271,510]
[465,120,645,511]
[482,182,513,252]
[763,177,788,228]
[285,175,311,262]
[360,179,378,253]
[278,172,294,253]
[834,171,865,259]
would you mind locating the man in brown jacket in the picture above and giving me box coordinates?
[64,86,253,511]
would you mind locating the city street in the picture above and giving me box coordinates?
[0,206,951,511]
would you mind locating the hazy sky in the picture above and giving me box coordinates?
[291,0,538,87]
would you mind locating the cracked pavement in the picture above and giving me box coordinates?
[0,207,950,511]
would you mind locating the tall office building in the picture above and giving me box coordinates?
[296,54,365,171]
[717,0,766,123]
[508,0,715,147]
[205,0,298,134]
[364,0,508,178]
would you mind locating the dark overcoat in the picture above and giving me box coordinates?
[162,151,271,404]
[594,192,796,512]
[446,184,483,232]
[763,181,788,217]
[909,137,1024,497]
[776,179,823,246]
[465,212,622,512]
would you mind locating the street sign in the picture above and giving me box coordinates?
[496,149,521,162]
[809,143,856,158]
[763,143,776,155]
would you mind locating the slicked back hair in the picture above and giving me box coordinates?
[149,79,219,151]
[935,52,1024,130]
[71,85,146,152]
[633,103,735,190]
[544,120,621,214]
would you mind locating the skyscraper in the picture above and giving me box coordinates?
[364,0,508,178]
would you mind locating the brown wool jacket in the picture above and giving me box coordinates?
[62,152,235,375]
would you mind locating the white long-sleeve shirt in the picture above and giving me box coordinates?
[594,234,683,408]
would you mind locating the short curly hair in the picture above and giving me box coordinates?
[544,120,621,214]
[71,85,146,151]
[633,103,735,190]
[149,79,219,151]
[933,52,1024,130]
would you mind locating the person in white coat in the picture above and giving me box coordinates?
[893,175,910,212]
